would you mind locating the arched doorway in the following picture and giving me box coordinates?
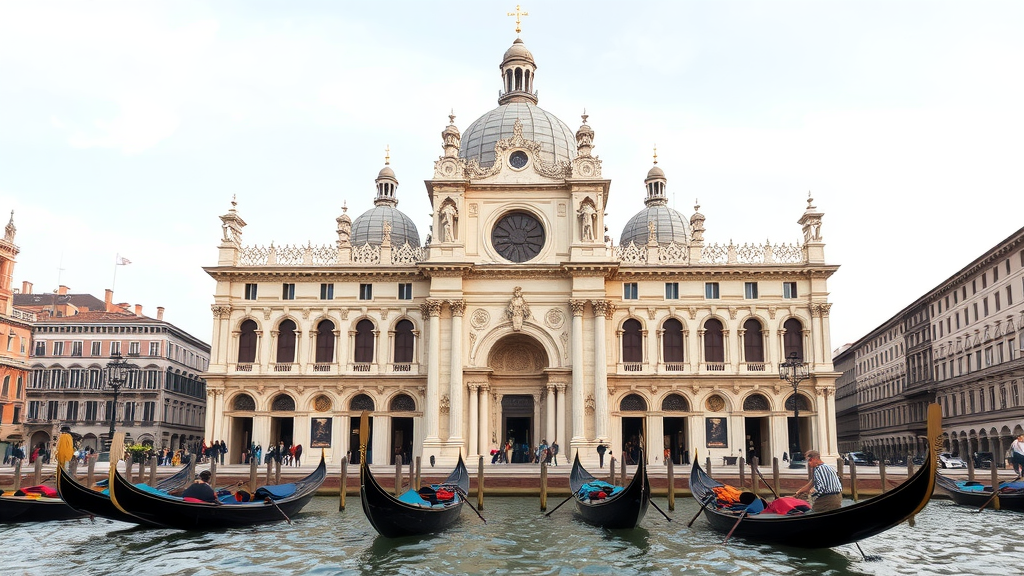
[486,333,549,463]
[620,393,647,465]
[662,393,689,464]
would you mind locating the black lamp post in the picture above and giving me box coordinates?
[105,353,137,446]
[779,352,809,468]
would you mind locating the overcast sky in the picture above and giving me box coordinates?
[2,1,1022,352]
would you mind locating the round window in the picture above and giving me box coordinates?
[509,150,529,169]
[491,212,545,262]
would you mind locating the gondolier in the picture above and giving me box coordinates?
[1010,434,1024,476]
[794,450,843,512]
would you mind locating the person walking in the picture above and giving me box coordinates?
[597,443,608,468]
[794,450,843,513]
[550,442,559,466]
[1010,434,1024,476]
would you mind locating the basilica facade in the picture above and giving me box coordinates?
[203,35,840,468]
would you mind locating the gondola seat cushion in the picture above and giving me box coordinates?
[762,497,811,515]
[398,489,433,507]
[20,485,58,498]
[254,483,296,500]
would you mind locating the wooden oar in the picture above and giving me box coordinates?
[976,473,1022,512]
[453,487,487,524]
[754,466,779,499]
[722,509,748,543]
[649,498,672,522]
[543,492,576,517]
[687,494,715,527]
[264,496,292,524]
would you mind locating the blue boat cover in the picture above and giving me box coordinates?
[254,483,296,500]
[397,489,432,507]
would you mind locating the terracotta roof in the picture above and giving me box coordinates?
[13,293,106,310]
[34,310,154,323]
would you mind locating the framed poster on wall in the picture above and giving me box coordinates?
[705,417,727,448]
[311,417,332,448]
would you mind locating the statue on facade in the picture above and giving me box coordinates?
[577,201,596,242]
[440,202,457,243]
[506,286,530,331]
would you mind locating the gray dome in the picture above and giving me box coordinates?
[459,102,577,168]
[619,205,692,246]
[351,205,421,247]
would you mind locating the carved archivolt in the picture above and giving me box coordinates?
[488,336,547,374]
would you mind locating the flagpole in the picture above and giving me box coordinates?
[112,253,119,294]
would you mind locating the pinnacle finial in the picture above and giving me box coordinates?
[694,198,700,212]
[507,4,529,35]
[581,108,588,124]
[806,191,815,209]
[653,145,658,165]
[449,109,456,125]
[385,145,391,165]
[231,194,237,209]
[342,201,348,214]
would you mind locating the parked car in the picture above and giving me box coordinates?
[938,452,967,469]
[973,451,994,469]
[844,452,871,466]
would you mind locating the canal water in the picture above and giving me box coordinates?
[2,496,1016,575]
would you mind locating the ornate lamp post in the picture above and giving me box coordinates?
[105,353,137,447]
[779,352,809,468]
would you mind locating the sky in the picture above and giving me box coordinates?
[1,1,1022,352]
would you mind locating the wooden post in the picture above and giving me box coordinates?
[751,457,759,498]
[619,457,626,486]
[210,458,218,488]
[608,457,617,484]
[415,456,422,489]
[13,458,22,490]
[339,457,348,511]
[991,464,1001,511]
[540,460,548,511]
[408,460,413,490]
[86,456,95,488]
[837,458,844,484]
[249,457,258,493]
[477,456,485,511]
[967,453,976,482]
[738,457,746,489]
[394,460,402,496]
[850,460,858,502]
[275,460,282,485]
[34,456,42,485]
[772,457,780,497]
[69,458,79,476]
[706,456,713,479]
[879,460,888,493]
[666,459,676,511]
[266,460,272,485]
[907,458,914,479]
[149,455,157,486]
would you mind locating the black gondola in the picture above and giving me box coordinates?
[569,451,650,529]
[108,453,327,530]
[935,473,1024,512]
[689,403,940,548]
[0,490,88,523]
[358,411,470,538]
[56,462,193,524]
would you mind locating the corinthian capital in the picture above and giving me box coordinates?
[569,299,587,317]
[448,299,466,317]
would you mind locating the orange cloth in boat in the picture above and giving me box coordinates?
[712,485,743,505]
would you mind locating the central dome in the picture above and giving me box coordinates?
[459,102,577,168]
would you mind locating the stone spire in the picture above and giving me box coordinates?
[644,148,668,207]
[575,110,594,157]
[374,147,399,207]
[336,202,351,247]
[219,196,246,246]
[4,211,15,243]
[441,111,461,158]
[498,37,538,105]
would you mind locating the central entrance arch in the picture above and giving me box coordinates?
[486,333,550,463]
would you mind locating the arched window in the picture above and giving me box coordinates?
[743,318,764,362]
[238,319,258,363]
[622,319,642,363]
[350,393,375,412]
[704,319,724,363]
[233,394,255,411]
[743,393,770,411]
[271,394,295,411]
[785,394,812,411]
[315,319,335,363]
[662,318,684,363]
[276,319,297,364]
[662,394,689,411]
[394,319,414,363]
[783,318,804,361]
[620,393,648,411]
[389,394,415,412]
[355,319,375,363]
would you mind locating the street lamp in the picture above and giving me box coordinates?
[779,352,809,468]
[105,353,137,446]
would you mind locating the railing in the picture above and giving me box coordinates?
[312,363,332,373]
[390,363,412,373]
[273,364,295,373]
[235,364,253,372]
[621,362,643,372]
[744,362,766,372]
[352,363,372,373]
[664,363,686,372]
[704,362,726,372]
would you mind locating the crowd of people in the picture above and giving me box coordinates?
[490,439,560,465]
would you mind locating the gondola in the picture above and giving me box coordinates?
[357,411,471,537]
[0,488,88,523]
[689,403,940,548]
[935,473,1024,511]
[108,450,327,530]
[56,461,194,524]
[569,450,650,529]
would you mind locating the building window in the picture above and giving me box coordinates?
[993,266,999,282]
[320,283,334,300]
[623,283,638,300]
[149,341,160,356]
[1008,286,1014,306]
[704,282,720,300]
[744,282,758,299]
[665,282,679,300]
[398,283,413,300]
[91,341,101,356]
[354,319,375,363]
[70,341,82,357]
[282,283,296,300]
[743,318,765,362]
[110,341,121,356]
[315,319,335,363]
[47,401,59,420]
[244,283,258,300]
[394,319,415,363]
[622,319,643,363]
[783,318,804,360]
[53,341,64,356]
[66,401,79,421]
[703,319,724,362]
[34,341,45,356]
[238,320,258,363]
[995,292,1001,311]
[783,282,798,299]
[359,284,373,300]
[85,401,98,421]
[662,318,684,364]
[143,402,156,422]
[129,341,141,356]
[276,320,297,363]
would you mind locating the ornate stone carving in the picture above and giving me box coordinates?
[505,286,530,331]
[705,394,726,412]
[569,299,587,317]
[728,306,738,320]
[560,331,569,358]
[423,300,443,317]
[591,300,609,318]
[465,119,571,180]
[471,309,490,329]
[302,308,310,319]
[439,199,458,243]
[577,197,597,242]
[584,394,596,415]
[544,308,565,330]
[433,157,465,179]
[263,308,272,320]
[379,307,390,320]
[646,307,657,320]
[211,305,231,319]
[687,307,698,320]
[448,300,466,317]
[440,394,450,414]
[339,308,350,320]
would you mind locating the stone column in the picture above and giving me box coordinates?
[333,329,343,370]
[468,384,479,458]
[546,384,557,446]
[423,300,443,444]
[448,300,465,443]
[592,300,611,441]
[570,300,587,444]
[479,384,490,456]
[555,383,567,448]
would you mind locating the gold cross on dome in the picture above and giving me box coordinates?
[385,145,390,165]
[507,5,529,35]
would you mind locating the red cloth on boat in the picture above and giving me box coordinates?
[712,485,742,505]
[763,497,811,515]
[435,489,454,501]
[20,485,58,498]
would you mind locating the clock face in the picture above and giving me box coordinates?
[509,150,529,169]
[491,212,545,262]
